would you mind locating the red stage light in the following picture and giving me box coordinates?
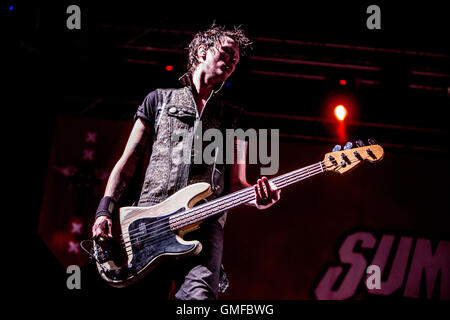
[334,105,347,121]
[165,65,174,71]
[339,79,347,86]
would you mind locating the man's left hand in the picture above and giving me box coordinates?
[253,176,281,210]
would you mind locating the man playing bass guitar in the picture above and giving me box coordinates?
[91,25,281,300]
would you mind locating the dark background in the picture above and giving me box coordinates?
[7,0,448,302]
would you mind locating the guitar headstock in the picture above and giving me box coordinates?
[323,138,384,174]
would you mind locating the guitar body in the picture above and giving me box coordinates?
[95,182,213,287]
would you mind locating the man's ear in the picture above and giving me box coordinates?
[197,45,207,62]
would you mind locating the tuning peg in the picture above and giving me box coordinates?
[355,140,365,147]
[332,145,342,152]
[368,137,378,145]
[344,142,353,150]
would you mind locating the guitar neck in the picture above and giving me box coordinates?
[169,161,326,231]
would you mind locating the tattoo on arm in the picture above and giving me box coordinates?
[110,171,132,201]
[132,141,146,159]
[107,128,150,202]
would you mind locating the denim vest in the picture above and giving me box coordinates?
[137,85,242,210]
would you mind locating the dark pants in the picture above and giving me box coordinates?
[125,217,224,300]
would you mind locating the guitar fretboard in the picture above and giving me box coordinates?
[168,161,326,230]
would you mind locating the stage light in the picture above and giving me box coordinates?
[9,5,14,11]
[165,65,174,71]
[334,105,347,121]
[339,79,347,86]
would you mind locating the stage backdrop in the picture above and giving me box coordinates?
[39,117,449,300]
[39,117,133,268]
[222,138,449,300]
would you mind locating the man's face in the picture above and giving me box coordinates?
[201,36,240,81]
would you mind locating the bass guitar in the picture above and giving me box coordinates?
[91,139,384,287]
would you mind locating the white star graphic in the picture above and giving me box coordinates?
[71,222,83,234]
[98,170,109,181]
[82,149,95,161]
[68,241,80,254]
[54,165,76,177]
[85,131,98,143]
[60,167,72,177]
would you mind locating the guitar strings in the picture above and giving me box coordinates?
[113,152,358,253]
[118,164,327,253]
[116,160,335,251]
[170,162,327,229]
[116,162,331,252]
[116,164,325,252]
[117,161,325,244]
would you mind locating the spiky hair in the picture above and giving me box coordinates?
[187,24,252,73]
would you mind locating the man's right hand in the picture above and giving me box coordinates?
[92,216,113,242]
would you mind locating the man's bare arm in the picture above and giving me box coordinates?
[104,118,151,202]
[92,118,151,240]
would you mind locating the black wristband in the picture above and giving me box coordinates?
[95,210,112,220]
[95,196,116,220]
